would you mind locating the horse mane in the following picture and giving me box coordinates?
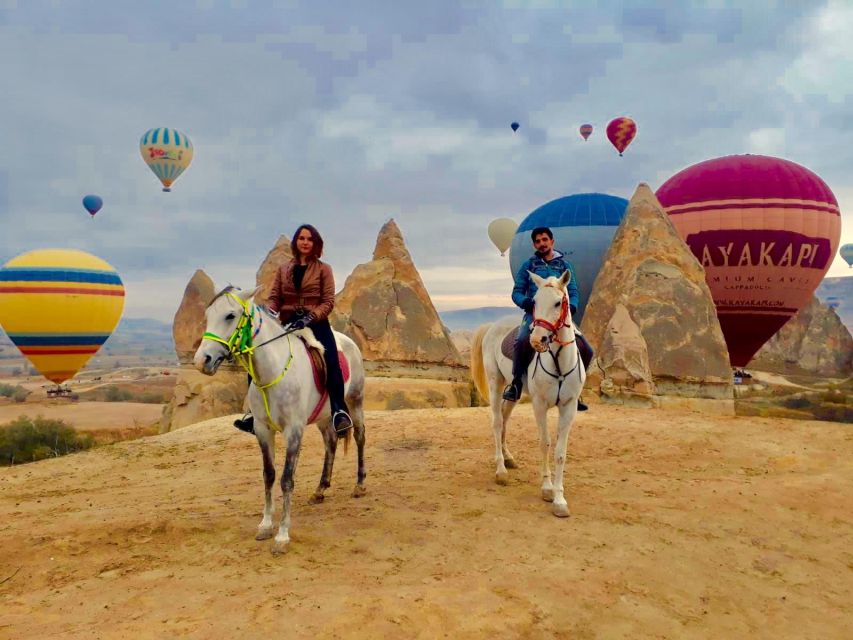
[207,285,239,308]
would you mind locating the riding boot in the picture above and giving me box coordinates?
[324,348,353,436]
[233,413,255,433]
[503,330,533,402]
[576,332,593,412]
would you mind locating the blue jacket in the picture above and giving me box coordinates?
[511,250,579,318]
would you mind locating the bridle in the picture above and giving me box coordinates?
[532,286,575,347]
[202,292,299,430]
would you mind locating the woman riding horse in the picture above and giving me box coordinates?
[234,224,354,436]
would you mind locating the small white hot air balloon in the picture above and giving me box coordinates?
[488,217,518,256]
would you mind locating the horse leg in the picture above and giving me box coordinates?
[351,402,367,497]
[531,395,554,502]
[551,403,577,518]
[272,425,305,555]
[489,377,511,485]
[254,423,276,540]
[310,418,335,504]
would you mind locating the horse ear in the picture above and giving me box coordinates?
[529,271,546,288]
[237,286,263,302]
[559,270,571,289]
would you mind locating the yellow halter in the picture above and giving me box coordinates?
[202,292,293,432]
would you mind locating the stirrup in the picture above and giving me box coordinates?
[502,380,522,402]
[233,413,255,433]
[577,398,588,412]
[332,410,353,435]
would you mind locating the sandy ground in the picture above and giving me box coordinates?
[1,404,851,639]
[0,402,162,433]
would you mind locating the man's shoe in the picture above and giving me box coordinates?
[333,410,353,436]
[233,414,255,434]
[502,379,522,402]
[577,398,588,412]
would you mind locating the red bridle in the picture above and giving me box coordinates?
[532,288,574,346]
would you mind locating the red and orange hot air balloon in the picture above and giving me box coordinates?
[579,124,593,141]
[656,154,842,367]
[606,117,636,156]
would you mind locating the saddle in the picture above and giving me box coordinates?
[296,335,351,424]
[500,326,520,360]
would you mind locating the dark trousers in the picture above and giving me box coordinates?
[512,317,594,380]
[247,318,348,411]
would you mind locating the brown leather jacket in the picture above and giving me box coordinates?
[267,258,335,323]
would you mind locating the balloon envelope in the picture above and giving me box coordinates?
[606,117,636,155]
[509,193,629,324]
[579,124,593,140]
[139,127,194,192]
[0,249,125,383]
[510,122,519,132]
[840,243,853,267]
[488,218,518,255]
[82,195,103,216]
[656,154,841,367]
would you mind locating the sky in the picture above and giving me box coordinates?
[2,0,853,322]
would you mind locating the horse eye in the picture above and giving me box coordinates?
[225,313,236,321]
[554,302,560,308]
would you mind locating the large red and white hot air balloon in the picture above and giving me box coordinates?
[656,154,842,367]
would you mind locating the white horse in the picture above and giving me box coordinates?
[194,286,367,554]
[471,271,585,517]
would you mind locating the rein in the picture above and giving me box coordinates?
[532,289,575,347]
[202,293,298,431]
[531,287,581,406]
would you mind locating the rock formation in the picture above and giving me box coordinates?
[160,367,248,432]
[581,184,733,405]
[256,235,293,301]
[751,296,853,377]
[172,269,216,365]
[330,219,465,378]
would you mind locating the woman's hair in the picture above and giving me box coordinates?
[290,224,324,260]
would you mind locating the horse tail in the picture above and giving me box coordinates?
[470,323,491,403]
[338,426,351,454]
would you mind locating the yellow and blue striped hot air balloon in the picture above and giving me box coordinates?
[0,249,125,384]
[139,127,194,192]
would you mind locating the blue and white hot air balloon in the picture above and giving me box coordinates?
[509,193,629,324]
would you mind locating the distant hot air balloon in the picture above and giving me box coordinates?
[139,127,194,192]
[606,117,636,156]
[509,193,629,324]
[0,249,125,384]
[579,124,593,141]
[840,243,853,267]
[488,218,518,256]
[511,122,520,132]
[656,155,842,367]
[826,296,841,310]
[82,195,103,218]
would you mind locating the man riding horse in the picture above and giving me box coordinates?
[502,226,594,409]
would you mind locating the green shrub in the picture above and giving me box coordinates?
[0,383,16,397]
[104,386,133,402]
[782,397,811,410]
[12,388,28,403]
[0,416,95,465]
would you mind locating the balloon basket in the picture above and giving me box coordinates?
[46,384,73,398]
[162,187,171,193]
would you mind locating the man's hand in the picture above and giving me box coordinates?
[521,298,535,313]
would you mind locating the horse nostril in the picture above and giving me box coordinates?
[204,354,212,365]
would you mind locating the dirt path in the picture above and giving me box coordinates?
[1,405,851,639]
[0,402,162,432]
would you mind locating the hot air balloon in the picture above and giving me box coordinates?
[840,243,853,267]
[656,154,842,367]
[488,218,518,256]
[0,249,125,384]
[139,127,194,192]
[509,193,629,324]
[510,122,519,132]
[82,195,103,218]
[826,296,841,310]
[579,124,593,141]
[606,117,636,156]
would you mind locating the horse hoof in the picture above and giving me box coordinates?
[255,528,274,541]
[308,493,325,504]
[541,488,554,502]
[271,539,290,555]
[351,485,367,498]
[504,457,518,470]
[552,503,570,518]
[495,472,509,486]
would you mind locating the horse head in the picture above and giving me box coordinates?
[193,285,262,375]
[528,270,573,353]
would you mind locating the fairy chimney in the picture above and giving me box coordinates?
[256,235,293,301]
[751,296,853,376]
[330,219,464,374]
[172,269,216,365]
[582,184,732,402]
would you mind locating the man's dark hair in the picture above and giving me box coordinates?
[290,224,324,260]
[531,227,553,241]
